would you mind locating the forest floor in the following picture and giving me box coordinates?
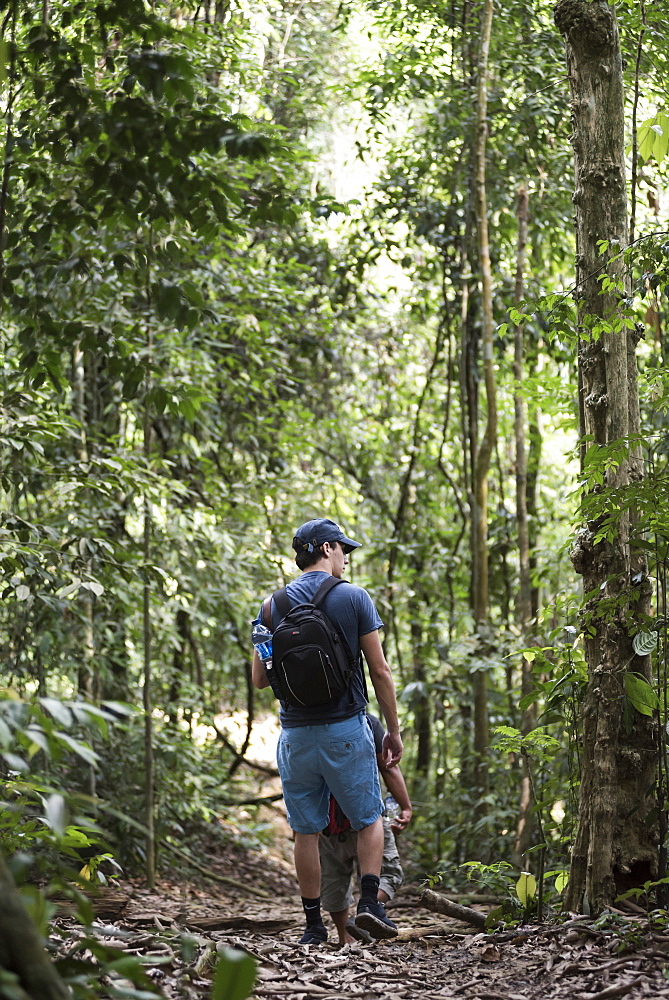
[51,830,669,1000]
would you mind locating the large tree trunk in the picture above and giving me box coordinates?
[554,0,656,915]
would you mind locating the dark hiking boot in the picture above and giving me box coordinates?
[354,900,398,940]
[345,919,374,944]
[299,922,328,945]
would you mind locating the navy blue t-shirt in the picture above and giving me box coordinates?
[256,571,383,728]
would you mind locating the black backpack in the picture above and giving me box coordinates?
[262,577,356,708]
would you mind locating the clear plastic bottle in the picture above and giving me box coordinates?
[251,621,273,663]
[384,794,400,822]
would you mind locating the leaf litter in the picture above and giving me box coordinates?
[50,837,669,999]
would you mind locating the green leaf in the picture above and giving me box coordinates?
[39,698,73,727]
[44,793,68,837]
[555,872,569,894]
[212,949,256,1000]
[148,386,169,415]
[516,872,536,905]
[484,905,504,929]
[3,752,29,772]
[632,631,658,656]
[638,114,669,164]
[55,732,99,767]
[625,672,659,716]
[638,122,657,161]
[0,716,12,747]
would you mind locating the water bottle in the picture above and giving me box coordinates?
[384,794,400,822]
[251,621,273,663]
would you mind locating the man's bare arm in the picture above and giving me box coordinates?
[360,630,403,767]
[378,760,413,833]
[251,648,270,690]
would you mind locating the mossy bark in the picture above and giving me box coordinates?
[554,0,657,915]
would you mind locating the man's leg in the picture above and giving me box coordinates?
[294,832,321,897]
[276,726,331,944]
[330,908,350,944]
[354,817,398,939]
[356,815,384,875]
[294,832,328,944]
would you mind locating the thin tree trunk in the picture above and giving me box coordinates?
[629,0,646,246]
[526,374,543,618]
[511,184,537,869]
[409,604,431,784]
[471,0,496,808]
[0,0,17,311]
[143,261,155,888]
[73,343,97,703]
[554,0,656,915]
[513,183,531,635]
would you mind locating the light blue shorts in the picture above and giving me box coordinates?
[277,712,384,835]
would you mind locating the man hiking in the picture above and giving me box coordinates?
[251,517,404,945]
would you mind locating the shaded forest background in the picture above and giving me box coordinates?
[3,1,669,992]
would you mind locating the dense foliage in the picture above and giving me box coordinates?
[2,1,669,992]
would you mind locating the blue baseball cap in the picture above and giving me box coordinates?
[292,518,361,555]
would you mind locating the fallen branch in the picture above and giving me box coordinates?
[159,840,272,899]
[419,887,488,928]
[396,923,454,941]
[187,916,293,933]
[448,893,502,905]
[614,898,647,916]
[579,978,648,1000]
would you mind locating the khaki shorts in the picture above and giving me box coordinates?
[319,818,404,912]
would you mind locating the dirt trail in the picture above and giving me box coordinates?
[53,837,669,999]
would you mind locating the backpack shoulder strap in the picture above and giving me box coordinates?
[272,587,292,620]
[311,576,346,608]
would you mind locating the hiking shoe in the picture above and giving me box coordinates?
[345,919,374,944]
[355,901,398,940]
[299,923,328,945]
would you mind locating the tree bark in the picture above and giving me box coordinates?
[72,342,97,704]
[0,854,70,1000]
[554,0,656,914]
[410,608,431,783]
[471,0,496,815]
[419,887,487,928]
[143,266,155,888]
[511,183,537,870]
[471,0,497,631]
